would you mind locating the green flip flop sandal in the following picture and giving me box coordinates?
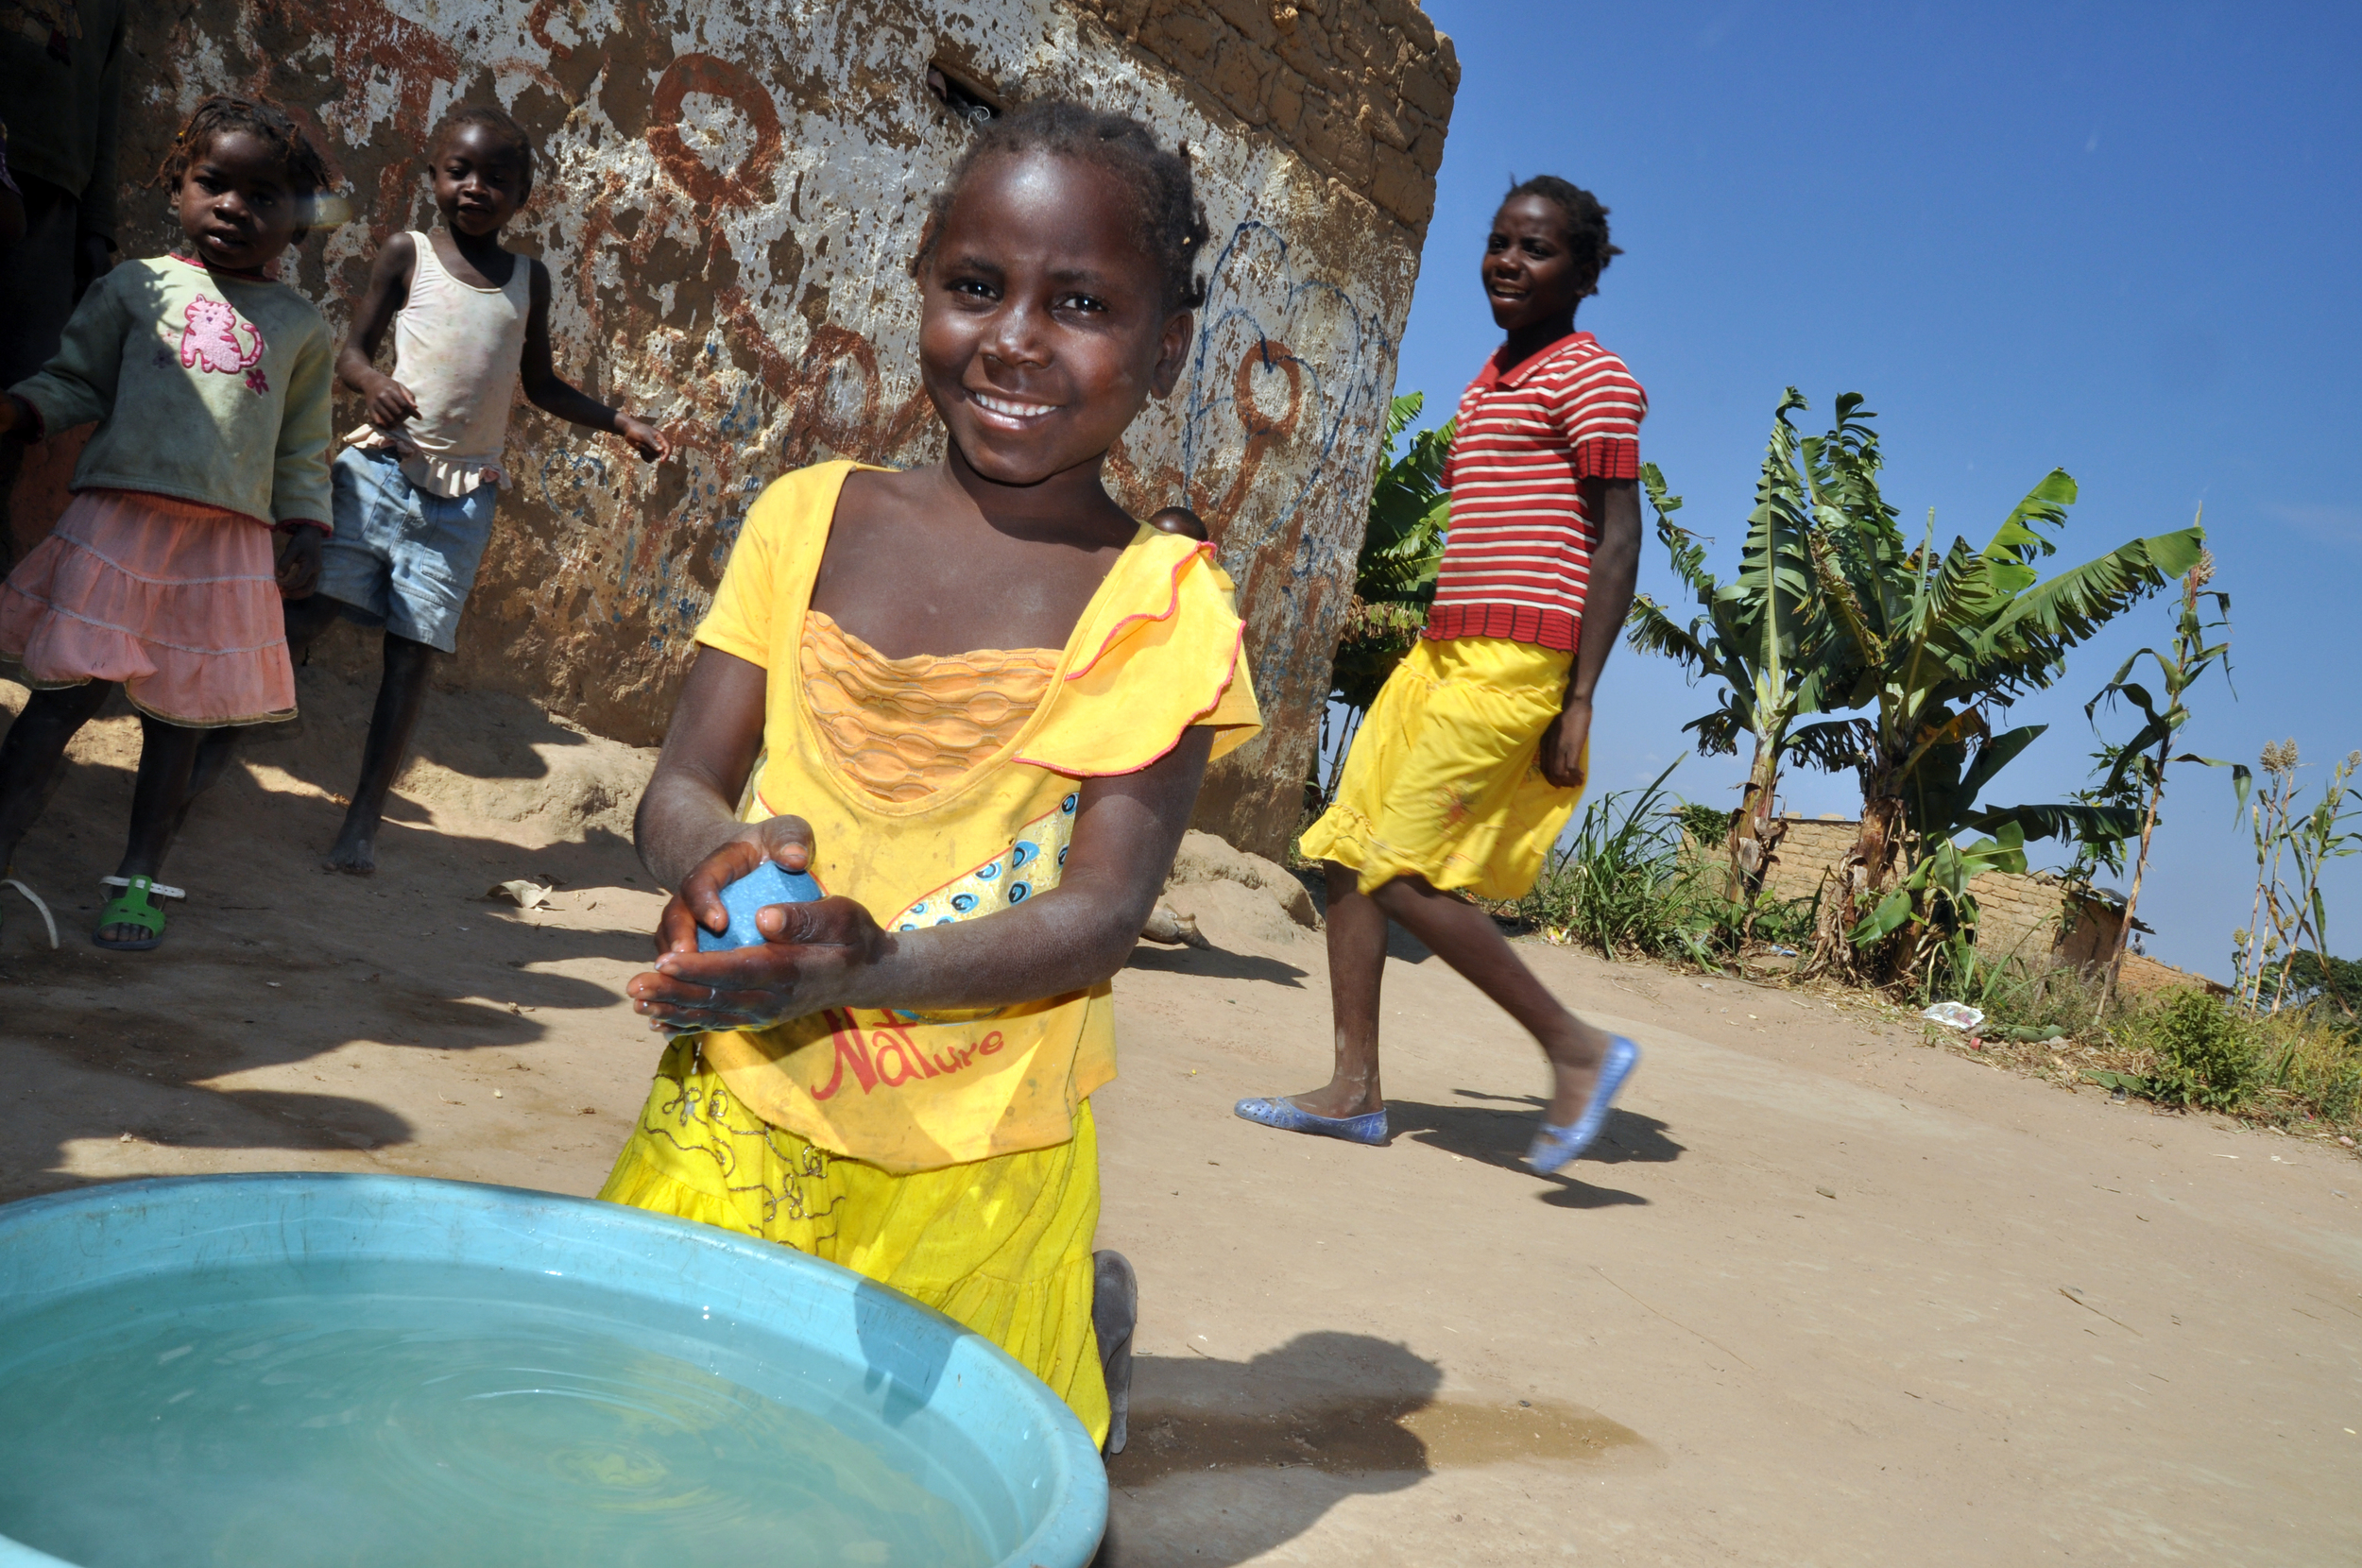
[93,875,181,952]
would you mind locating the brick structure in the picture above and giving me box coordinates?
[1069,0,1455,230]
[1757,813,2136,968]
[2114,953,2232,998]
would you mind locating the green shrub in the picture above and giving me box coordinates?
[2127,990,2261,1111]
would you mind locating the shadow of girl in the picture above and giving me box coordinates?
[1099,1331,1438,1565]
[1097,1330,1650,1564]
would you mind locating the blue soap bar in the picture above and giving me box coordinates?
[697,860,823,951]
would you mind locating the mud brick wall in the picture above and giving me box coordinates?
[1758,817,1857,902]
[2115,953,2230,998]
[1759,815,2087,960]
[89,0,1458,858]
[1965,870,2075,963]
[1069,0,1454,230]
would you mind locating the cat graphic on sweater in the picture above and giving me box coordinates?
[179,295,268,394]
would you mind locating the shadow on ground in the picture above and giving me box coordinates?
[0,669,658,1202]
[1123,943,1309,988]
[1098,1331,1651,1565]
[1381,1089,1681,1208]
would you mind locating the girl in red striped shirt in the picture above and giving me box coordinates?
[1237,177,1645,1174]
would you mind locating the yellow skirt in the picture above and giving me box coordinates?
[598,1039,1110,1446]
[1303,635,1584,900]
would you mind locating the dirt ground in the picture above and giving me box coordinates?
[4,654,2357,1567]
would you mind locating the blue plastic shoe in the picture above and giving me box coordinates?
[1233,1096,1389,1146]
[1524,1036,1642,1174]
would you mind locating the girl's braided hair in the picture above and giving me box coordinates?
[1504,175,1622,296]
[158,94,334,235]
[430,102,536,194]
[911,99,1210,314]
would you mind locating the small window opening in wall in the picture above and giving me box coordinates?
[926,60,1002,126]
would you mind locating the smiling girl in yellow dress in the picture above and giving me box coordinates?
[598,102,1259,1452]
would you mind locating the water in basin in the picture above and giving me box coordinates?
[0,1258,991,1568]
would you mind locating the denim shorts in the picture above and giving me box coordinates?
[317,446,500,654]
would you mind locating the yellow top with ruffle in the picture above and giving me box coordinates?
[687,460,1260,1172]
[799,610,1059,801]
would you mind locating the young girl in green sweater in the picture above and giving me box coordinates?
[0,95,334,949]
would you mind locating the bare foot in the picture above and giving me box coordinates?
[1541,1019,1611,1126]
[321,827,376,876]
[1278,1083,1382,1119]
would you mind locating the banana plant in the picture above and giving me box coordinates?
[1777,395,2205,977]
[1626,390,1854,900]
[1356,392,1454,612]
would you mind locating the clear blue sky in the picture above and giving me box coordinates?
[1393,1,2361,980]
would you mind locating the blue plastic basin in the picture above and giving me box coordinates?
[0,1174,1105,1568]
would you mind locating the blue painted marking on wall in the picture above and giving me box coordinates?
[1180,221,1395,580]
[1175,220,1398,716]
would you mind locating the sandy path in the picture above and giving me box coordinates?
[3,670,2356,1566]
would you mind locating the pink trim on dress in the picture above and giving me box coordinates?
[1012,620,1244,777]
[1063,538,1215,683]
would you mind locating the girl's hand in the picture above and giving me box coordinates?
[615,414,672,462]
[659,813,817,948]
[1540,697,1591,790]
[364,374,419,428]
[275,525,324,599]
[627,895,890,1034]
[625,814,888,1032]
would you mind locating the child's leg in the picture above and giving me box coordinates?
[0,682,114,871]
[94,714,206,946]
[315,459,491,875]
[114,715,205,879]
[178,592,347,821]
[1275,861,1395,1117]
[323,631,435,875]
[1368,872,1609,1127]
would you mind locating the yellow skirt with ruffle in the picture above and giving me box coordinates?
[598,1039,1109,1446]
[1302,635,1584,901]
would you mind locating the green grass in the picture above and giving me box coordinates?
[1502,766,1813,968]
[1925,951,2103,1044]
[1506,765,1715,966]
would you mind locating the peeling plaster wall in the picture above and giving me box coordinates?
[105,0,1457,856]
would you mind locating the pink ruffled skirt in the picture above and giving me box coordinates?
[0,488,296,726]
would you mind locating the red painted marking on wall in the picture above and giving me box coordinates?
[1195,338,1304,530]
[649,52,783,211]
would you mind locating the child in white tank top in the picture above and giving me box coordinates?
[340,226,535,497]
[183,104,672,876]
